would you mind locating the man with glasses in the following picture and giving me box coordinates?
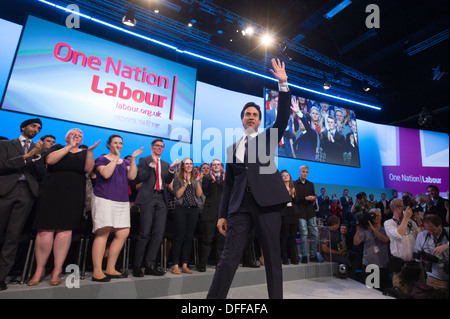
[133,139,178,277]
[384,198,420,293]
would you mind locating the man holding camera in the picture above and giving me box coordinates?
[384,198,421,293]
[354,208,390,291]
[414,214,449,294]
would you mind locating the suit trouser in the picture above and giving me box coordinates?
[207,191,283,299]
[134,193,167,268]
[0,181,35,281]
[198,220,225,267]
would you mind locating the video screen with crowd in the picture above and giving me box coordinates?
[265,89,360,167]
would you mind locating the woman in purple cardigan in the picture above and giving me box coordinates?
[91,135,142,282]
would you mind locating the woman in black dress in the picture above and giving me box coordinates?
[28,128,99,286]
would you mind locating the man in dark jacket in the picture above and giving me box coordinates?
[207,58,291,299]
[293,165,318,263]
[0,118,45,291]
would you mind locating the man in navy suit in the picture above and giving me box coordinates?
[207,59,291,299]
[133,139,178,277]
[0,118,45,291]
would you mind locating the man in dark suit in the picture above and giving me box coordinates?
[198,159,225,272]
[425,185,448,227]
[340,188,354,225]
[207,58,291,299]
[133,138,178,277]
[321,116,345,165]
[0,118,45,291]
[345,119,360,167]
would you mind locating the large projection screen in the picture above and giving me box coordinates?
[265,88,360,167]
[1,15,197,142]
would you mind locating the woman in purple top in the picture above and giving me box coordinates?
[91,135,142,281]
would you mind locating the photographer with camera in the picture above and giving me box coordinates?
[354,208,390,290]
[414,214,449,294]
[384,198,421,293]
[351,192,369,228]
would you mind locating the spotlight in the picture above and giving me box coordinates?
[122,7,136,27]
[243,26,254,36]
[323,76,331,90]
[261,34,274,46]
[362,80,371,92]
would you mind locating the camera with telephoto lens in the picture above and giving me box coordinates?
[413,250,439,272]
[356,211,377,230]
[402,196,423,213]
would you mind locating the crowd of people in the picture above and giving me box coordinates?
[0,117,448,299]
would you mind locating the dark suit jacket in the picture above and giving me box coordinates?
[345,132,360,167]
[201,174,224,221]
[293,115,318,161]
[340,195,353,213]
[135,156,174,206]
[321,130,345,165]
[425,197,448,226]
[219,90,292,219]
[0,138,45,197]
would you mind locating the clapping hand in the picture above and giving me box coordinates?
[132,147,144,159]
[24,140,44,159]
[196,171,204,182]
[87,140,101,152]
[170,159,180,170]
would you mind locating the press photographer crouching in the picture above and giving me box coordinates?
[414,214,449,295]
[384,198,421,294]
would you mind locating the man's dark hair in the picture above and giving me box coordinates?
[427,185,439,192]
[327,216,340,226]
[151,138,164,146]
[40,134,55,141]
[423,214,442,227]
[240,102,262,120]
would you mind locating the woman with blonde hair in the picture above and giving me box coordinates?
[29,128,99,286]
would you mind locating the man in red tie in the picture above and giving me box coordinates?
[133,139,178,277]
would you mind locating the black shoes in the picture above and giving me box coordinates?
[0,281,7,291]
[301,256,308,264]
[132,267,144,277]
[144,266,165,276]
[105,272,128,279]
[197,265,206,272]
[133,266,165,277]
[92,275,111,282]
